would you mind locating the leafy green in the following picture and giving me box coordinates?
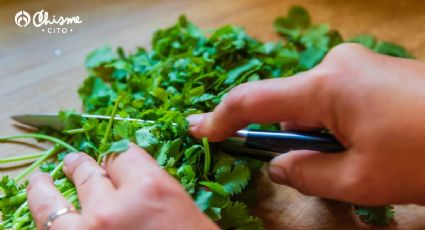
[0,5,413,229]
[274,6,343,69]
[219,201,264,230]
[103,139,130,155]
[135,126,158,152]
[349,35,413,58]
[354,205,395,226]
[216,164,251,195]
[85,45,118,69]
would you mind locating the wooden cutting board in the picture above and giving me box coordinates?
[1,0,425,229]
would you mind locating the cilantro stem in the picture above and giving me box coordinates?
[0,133,78,152]
[62,187,76,197]
[0,152,45,164]
[15,145,61,182]
[0,192,26,209]
[64,128,86,134]
[12,200,28,227]
[101,95,122,145]
[50,161,64,179]
[202,137,211,179]
[98,95,122,163]
[14,219,30,230]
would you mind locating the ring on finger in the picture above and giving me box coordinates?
[44,206,79,230]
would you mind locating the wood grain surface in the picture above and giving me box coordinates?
[1,0,425,229]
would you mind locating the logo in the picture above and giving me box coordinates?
[14,10,82,34]
[15,11,31,27]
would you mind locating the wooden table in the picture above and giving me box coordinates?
[1,0,425,229]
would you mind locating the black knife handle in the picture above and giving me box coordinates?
[242,129,345,154]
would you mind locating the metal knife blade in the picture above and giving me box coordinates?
[11,113,156,131]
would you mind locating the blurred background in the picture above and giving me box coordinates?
[1,0,425,229]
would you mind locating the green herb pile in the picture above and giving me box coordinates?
[0,6,412,229]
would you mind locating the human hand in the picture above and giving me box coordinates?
[27,144,218,230]
[187,43,425,206]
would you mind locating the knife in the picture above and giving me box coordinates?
[11,113,345,162]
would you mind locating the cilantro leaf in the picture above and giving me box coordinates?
[135,126,158,153]
[218,202,265,230]
[103,139,130,155]
[215,164,251,195]
[85,45,118,69]
[354,205,395,226]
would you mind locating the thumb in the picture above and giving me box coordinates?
[268,150,355,202]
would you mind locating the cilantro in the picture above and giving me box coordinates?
[156,139,182,166]
[219,201,264,230]
[349,35,413,58]
[349,34,377,48]
[103,139,130,155]
[39,162,56,173]
[215,164,251,195]
[196,181,230,217]
[135,126,158,152]
[0,176,23,198]
[0,6,413,229]
[224,59,262,85]
[85,45,118,69]
[354,205,395,226]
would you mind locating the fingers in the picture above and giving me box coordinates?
[267,150,357,202]
[188,73,331,141]
[63,152,116,208]
[27,172,82,230]
[105,143,166,189]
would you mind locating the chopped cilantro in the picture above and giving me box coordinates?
[0,6,413,229]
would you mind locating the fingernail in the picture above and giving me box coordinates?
[268,155,290,185]
[268,165,288,185]
[186,114,205,127]
[64,153,79,166]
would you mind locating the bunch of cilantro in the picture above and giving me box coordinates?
[0,6,412,229]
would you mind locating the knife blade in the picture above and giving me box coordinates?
[11,113,345,161]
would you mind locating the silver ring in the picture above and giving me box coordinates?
[44,206,78,230]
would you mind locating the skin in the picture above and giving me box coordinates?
[27,144,218,230]
[27,43,425,229]
[189,43,425,206]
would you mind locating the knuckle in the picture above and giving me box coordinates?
[89,209,115,229]
[321,43,367,67]
[141,178,167,196]
[222,83,251,112]
[71,155,94,176]
[118,150,157,173]
[140,176,180,199]
[311,65,351,106]
[27,173,51,191]
[328,43,367,57]
[76,170,97,188]
[307,69,331,89]
[126,147,153,163]
[310,66,338,80]
[309,68,341,99]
